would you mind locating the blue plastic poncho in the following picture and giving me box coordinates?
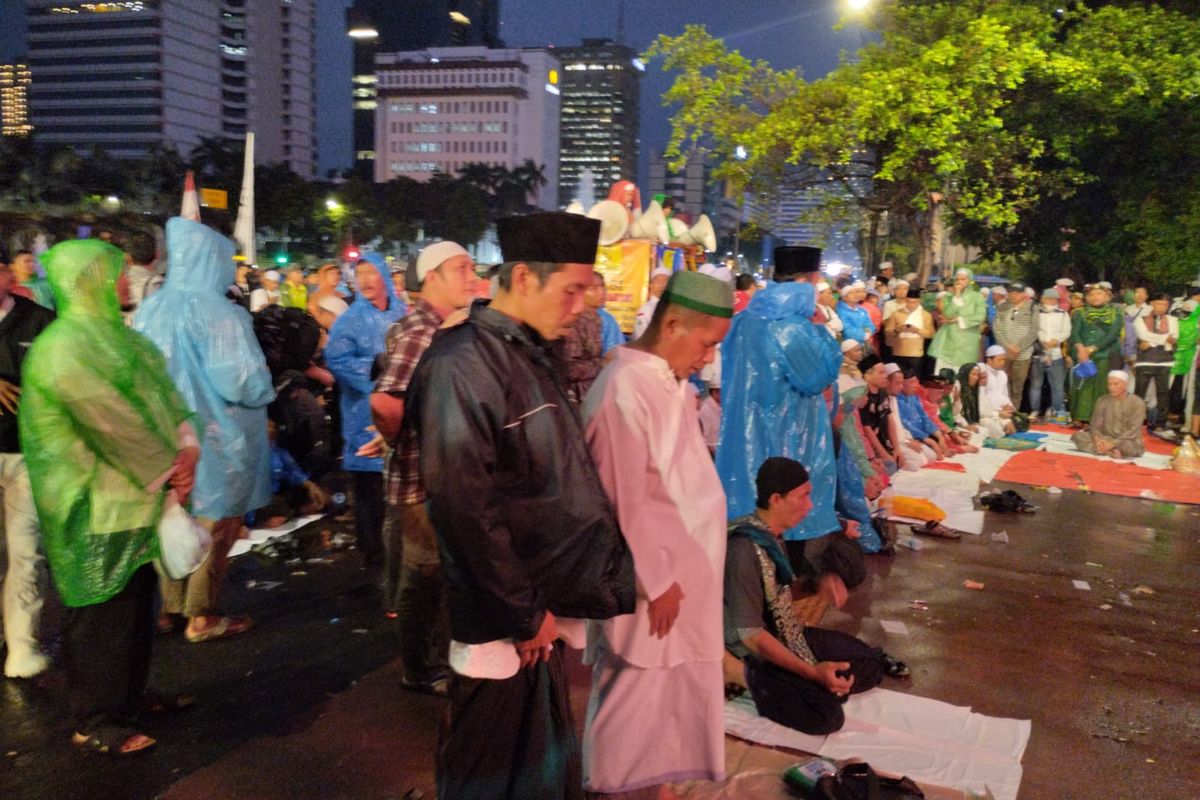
[837,300,876,349]
[716,282,843,541]
[134,217,275,520]
[896,393,937,441]
[598,307,625,355]
[326,253,406,472]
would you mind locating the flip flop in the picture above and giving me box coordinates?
[72,726,156,757]
[185,615,255,643]
[911,522,961,540]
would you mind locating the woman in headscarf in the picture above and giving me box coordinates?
[928,268,986,374]
[1069,285,1124,424]
[955,363,1010,442]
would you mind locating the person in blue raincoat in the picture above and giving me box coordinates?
[134,217,275,642]
[837,282,876,354]
[717,246,848,577]
[326,254,406,565]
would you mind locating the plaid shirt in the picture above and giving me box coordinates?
[377,299,444,505]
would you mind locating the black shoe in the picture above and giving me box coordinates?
[878,650,910,679]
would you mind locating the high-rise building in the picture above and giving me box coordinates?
[0,63,32,138]
[374,46,560,210]
[556,38,641,207]
[348,0,501,175]
[25,1,316,177]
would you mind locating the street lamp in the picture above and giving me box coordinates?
[346,8,379,39]
[326,198,341,211]
[847,0,872,10]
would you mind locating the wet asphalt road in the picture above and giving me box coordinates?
[2,484,1199,800]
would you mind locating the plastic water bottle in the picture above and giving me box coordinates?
[898,535,924,551]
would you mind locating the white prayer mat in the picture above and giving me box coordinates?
[725,688,1030,800]
[228,514,326,558]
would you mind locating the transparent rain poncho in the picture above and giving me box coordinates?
[18,239,192,607]
[716,282,844,541]
[134,217,275,520]
[326,253,406,472]
[836,384,884,554]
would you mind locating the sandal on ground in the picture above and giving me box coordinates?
[911,521,961,540]
[72,726,156,757]
[878,651,911,679]
[185,615,255,644]
[141,690,196,715]
[400,675,450,697]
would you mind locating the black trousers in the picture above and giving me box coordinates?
[892,355,924,376]
[438,644,581,800]
[743,627,883,736]
[62,563,156,731]
[350,470,384,565]
[1134,367,1171,426]
[785,535,867,592]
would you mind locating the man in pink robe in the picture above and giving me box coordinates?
[582,271,734,796]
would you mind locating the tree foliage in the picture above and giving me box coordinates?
[647,2,1200,288]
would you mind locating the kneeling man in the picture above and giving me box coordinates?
[725,457,901,736]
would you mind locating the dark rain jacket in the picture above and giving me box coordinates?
[0,295,53,453]
[406,303,636,644]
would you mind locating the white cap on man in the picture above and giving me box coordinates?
[415,241,471,284]
[1055,278,1074,287]
[841,338,862,353]
[883,362,902,376]
[1108,369,1130,385]
[651,266,672,280]
[263,270,281,283]
[816,281,831,293]
[986,345,1006,359]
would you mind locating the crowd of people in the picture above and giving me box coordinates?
[0,210,1198,799]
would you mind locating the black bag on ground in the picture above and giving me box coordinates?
[810,762,925,800]
[979,489,1037,513]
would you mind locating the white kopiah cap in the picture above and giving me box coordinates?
[415,241,471,283]
[986,345,1006,358]
[1108,369,1130,385]
[883,363,902,376]
[263,270,281,283]
[841,338,862,353]
[816,281,831,293]
[651,266,672,280]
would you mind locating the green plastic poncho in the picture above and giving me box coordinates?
[18,240,193,607]
[1172,305,1199,378]
[1068,302,1123,423]
[928,270,986,369]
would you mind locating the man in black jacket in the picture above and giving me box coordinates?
[406,213,635,800]
[0,252,54,677]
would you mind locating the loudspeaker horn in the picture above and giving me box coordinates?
[627,200,669,244]
[587,200,630,246]
[676,214,717,252]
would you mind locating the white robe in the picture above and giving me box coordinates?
[581,347,727,792]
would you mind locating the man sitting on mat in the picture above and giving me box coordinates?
[724,457,906,736]
[1071,370,1146,459]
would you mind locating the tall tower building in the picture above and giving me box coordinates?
[25,0,317,176]
[556,38,641,206]
[374,46,560,210]
[0,63,32,138]
[348,0,502,176]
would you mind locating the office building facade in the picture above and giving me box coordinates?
[0,63,32,138]
[374,46,560,210]
[25,0,316,176]
[556,38,641,206]
[348,0,501,174]
[648,150,719,223]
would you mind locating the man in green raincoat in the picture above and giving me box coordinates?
[19,239,198,757]
[1168,284,1200,429]
[927,268,986,373]
[1069,284,1124,424]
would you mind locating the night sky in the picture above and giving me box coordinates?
[316,0,868,181]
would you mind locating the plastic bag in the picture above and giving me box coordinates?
[158,491,212,579]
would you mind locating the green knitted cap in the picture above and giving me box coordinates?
[660,271,734,319]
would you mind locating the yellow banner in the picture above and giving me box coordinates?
[200,188,228,210]
[595,240,652,334]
